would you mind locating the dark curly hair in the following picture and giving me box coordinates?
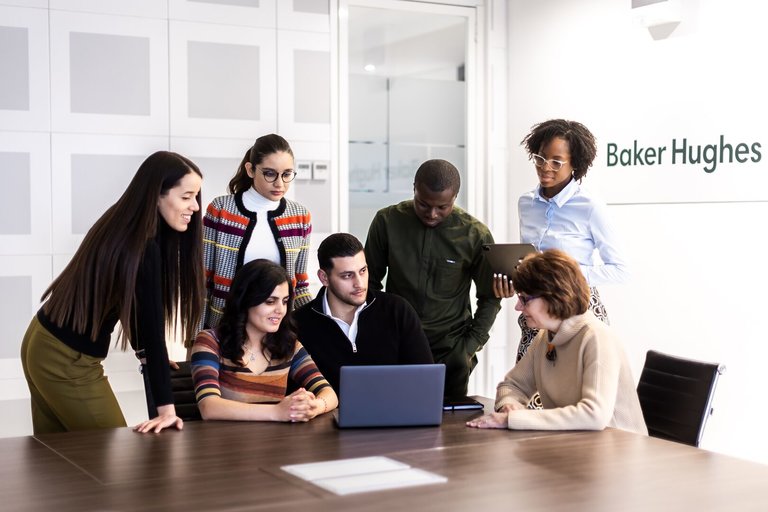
[216,259,297,365]
[521,119,597,181]
[511,249,589,320]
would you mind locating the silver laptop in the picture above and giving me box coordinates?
[482,243,537,277]
[334,364,446,428]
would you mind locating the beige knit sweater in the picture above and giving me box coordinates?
[496,311,647,435]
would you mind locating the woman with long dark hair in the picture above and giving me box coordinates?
[200,134,312,333]
[191,259,337,422]
[21,151,205,434]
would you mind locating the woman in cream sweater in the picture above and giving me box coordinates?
[468,249,646,434]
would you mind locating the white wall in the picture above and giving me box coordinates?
[507,0,768,463]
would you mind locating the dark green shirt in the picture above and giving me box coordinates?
[364,200,501,359]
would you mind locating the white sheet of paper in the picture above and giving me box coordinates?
[281,456,447,496]
[314,467,447,496]
[281,456,410,481]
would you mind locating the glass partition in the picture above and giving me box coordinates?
[345,3,469,241]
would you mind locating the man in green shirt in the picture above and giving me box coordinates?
[364,159,501,397]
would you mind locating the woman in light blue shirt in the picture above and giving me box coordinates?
[495,119,629,363]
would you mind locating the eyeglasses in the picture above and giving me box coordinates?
[517,293,540,306]
[532,154,569,171]
[258,168,296,183]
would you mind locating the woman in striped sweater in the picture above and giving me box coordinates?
[190,259,337,422]
[200,134,312,333]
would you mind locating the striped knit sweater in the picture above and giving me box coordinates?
[200,192,311,331]
[190,329,331,404]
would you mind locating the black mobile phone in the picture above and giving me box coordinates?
[443,397,484,411]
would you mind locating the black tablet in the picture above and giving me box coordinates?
[482,243,537,277]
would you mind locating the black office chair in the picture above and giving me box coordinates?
[141,360,202,422]
[636,349,725,447]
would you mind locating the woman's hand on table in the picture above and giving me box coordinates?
[466,411,509,429]
[133,404,184,433]
[275,388,316,422]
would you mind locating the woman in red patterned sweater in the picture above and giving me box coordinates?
[199,134,312,333]
[191,259,337,422]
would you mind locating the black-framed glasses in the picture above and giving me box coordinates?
[517,293,540,306]
[258,168,296,183]
[532,154,568,171]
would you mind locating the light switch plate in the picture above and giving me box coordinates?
[312,160,329,180]
[295,160,312,181]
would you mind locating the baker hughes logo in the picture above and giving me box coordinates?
[606,136,762,173]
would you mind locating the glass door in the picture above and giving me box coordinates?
[339,0,475,241]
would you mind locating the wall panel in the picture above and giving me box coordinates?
[0,132,51,254]
[169,21,277,138]
[0,6,49,131]
[49,11,168,135]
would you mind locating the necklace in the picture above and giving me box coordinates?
[243,344,272,371]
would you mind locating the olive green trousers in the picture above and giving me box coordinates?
[20,317,127,434]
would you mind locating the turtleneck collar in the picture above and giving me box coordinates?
[242,186,281,212]
[546,310,597,347]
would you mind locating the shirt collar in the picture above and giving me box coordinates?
[321,287,367,320]
[533,177,580,207]
[321,287,367,344]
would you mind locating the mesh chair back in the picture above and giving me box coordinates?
[637,350,724,447]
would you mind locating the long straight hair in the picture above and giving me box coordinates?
[42,151,205,348]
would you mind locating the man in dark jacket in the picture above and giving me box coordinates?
[294,233,433,393]
[364,159,501,397]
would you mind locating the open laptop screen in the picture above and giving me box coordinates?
[335,364,446,428]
